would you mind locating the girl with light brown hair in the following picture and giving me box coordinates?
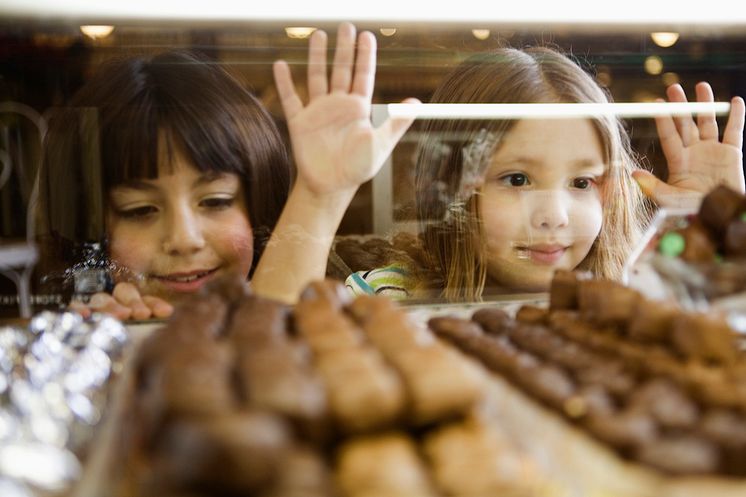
[347,46,744,301]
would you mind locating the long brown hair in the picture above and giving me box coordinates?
[415,47,651,301]
[39,50,291,276]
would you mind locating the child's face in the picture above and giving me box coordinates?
[106,148,254,304]
[477,118,605,292]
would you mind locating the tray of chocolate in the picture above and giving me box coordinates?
[430,269,746,497]
[73,275,551,497]
[626,185,746,310]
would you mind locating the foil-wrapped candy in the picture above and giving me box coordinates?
[0,311,129,494]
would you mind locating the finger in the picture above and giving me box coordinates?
[112,282,151,320]
[351,30,376,101]
[307,29,328,99]
[695,82,719,141]
[330,22,356,93]
[273,60,304,120]
[653,97,684,166]
[631,170,702,208]
[68,300,92,319]
[723,96,745,149]
[88,292,133,320]
[142,296,174,319]
[372,97,420,170]
[666,84,698,146]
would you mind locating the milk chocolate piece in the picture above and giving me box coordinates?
[636,436,719,475]
[577,279,640,327]
[315,348,405,433]
[267,446,335,497]
[725,219,746,257]
[202,271,250,304]
[301,279,352,310]
[679,220,717,263]
[521,364,575,408]
[671,312,738,365]
[629,379,699,429]
[428,316,484,342]
[423,417,531,496]
[228,295,290,347]
[698,184,746,240]
[626,299,678,343]
[587,409,658,450]
[148,411,291,493]
[515,305,549,325]
[335,433,437,497]
[395,345,486,424]
[549,269,592,310]
[471,307,512,335]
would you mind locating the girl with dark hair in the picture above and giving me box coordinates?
[39,23,416,318]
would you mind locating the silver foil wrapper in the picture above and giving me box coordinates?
[0,311,129,494]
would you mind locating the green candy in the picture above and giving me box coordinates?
[659,232,686,257]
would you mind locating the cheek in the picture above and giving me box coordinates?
[107,230,154,283]
[210,215,254,273]
[479,191,522,247]
[572,195,604,238]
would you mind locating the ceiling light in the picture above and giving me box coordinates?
[284,26,316,39]
[79,25,114,40]
[471,29,490,40]
[651,32,680,48]
[379,28,397,36]
[644,55,664,75]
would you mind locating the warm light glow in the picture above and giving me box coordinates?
[379,28,397,36]
[284,26,316,39]
[644,55,664,75]
[471,29,490,40]
[651,32,680,48]
[385,102,731,119]
[662,72,680,87]
[79,25,114,39]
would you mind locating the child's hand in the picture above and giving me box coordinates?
[68,282,173,321]
[272,22,418,199]
[633,82,745,206]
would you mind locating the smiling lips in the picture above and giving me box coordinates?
[151,268,219,292]
[519,244,568,265]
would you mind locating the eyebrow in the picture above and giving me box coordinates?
[492,156,606,172]
[115,172,230,191]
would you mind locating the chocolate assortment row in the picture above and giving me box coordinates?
[120,275,536,497]
[430,269,746,476]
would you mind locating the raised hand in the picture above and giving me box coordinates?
[252,23,418,303]
[69,282,173,320]
[272,22,418,198]
[633,82,745,207]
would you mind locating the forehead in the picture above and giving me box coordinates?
[491,118,605,165]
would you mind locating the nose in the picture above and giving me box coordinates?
[162,204,206,255]
[525,189,570,231]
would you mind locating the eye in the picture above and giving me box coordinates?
[201,196,235,210]
[116,205,158,219]
[571,177,595,190]
[499,173,530,187]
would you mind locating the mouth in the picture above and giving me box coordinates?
[151,268,219,292]
[515,244,568,265]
